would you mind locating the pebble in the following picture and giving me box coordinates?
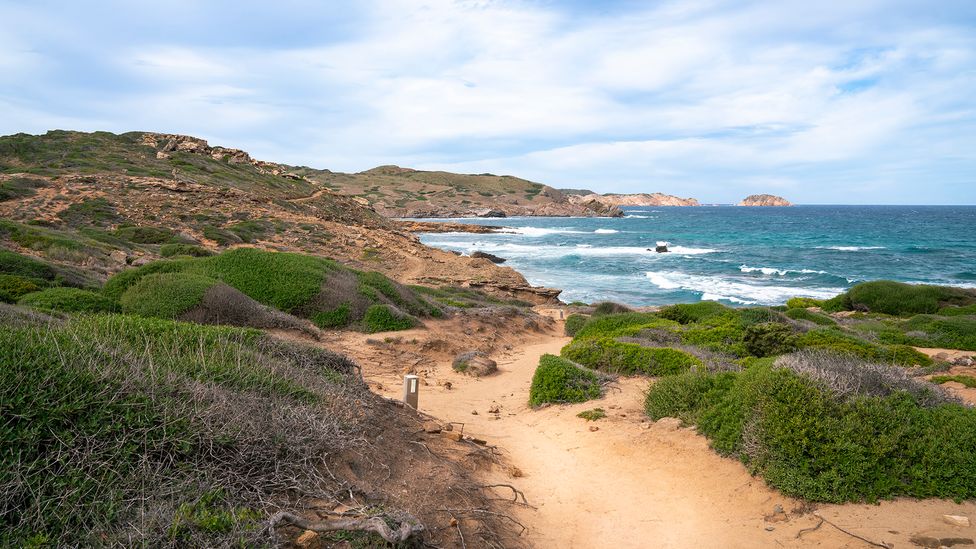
[944,514,971,527]
[589,426,599,432]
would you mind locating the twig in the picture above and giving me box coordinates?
[267,511,424,543]
[813,513,892,549]
[795,517,824,539]
[480,484,529,505]
[439,508,527,535]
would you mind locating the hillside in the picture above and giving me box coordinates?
[570,192,700,207]
[0,130,559,303]
[738,193,792,206]
[298,164,624,218]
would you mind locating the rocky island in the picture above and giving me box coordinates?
[568,192,700,208]
[738,193,792,206]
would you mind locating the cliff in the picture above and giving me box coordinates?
[569,192,700,208]
[738,194,792,206]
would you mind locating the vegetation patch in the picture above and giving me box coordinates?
[899,314,976,351]
[577,408,606,421]
[786,297,823,309]
[227,220,272,243]
[0,274,45,303]
[644,351,973,503]
[564,313,589,336]
[0,176,47,201]
[822,280,976,316]
[114,225,180,244]
[930,374,976,388]
[120,272,219,319]
[18,287,119,313]
[562,337,700,376]
[363,304,415,333]
[743,322,798,357]
[311,304,351,329]
[796,328,932,366]
[529,354,603,406]
[658,301,732,324]
[58,197,121,227]
[161,243,213,257]
[785,307,836,326]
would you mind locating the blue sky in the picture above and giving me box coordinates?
[1,0,975,204]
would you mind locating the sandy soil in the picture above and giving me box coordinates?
[328,321,976,548]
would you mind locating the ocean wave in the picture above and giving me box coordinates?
[816,246,886,251]
[594,229,619,234]
[645,271,845,305]
[497,227,586,236]
[423,240,718,258]
[739,265,828,276]
[624,215,652,219]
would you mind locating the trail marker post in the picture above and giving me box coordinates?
[402,374,419,409]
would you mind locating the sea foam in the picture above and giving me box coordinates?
[645,271,844,305]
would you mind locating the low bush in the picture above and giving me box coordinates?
[0,249,56,280]
[786,297,823,309]
[577,408,606,421]
[796,328,931,366]
[592,301,632,316]
[529,354,602,405]
[312,304,352,329]
[114,225,178,244]
[743,322,797,357]
[899,314,976,351]
[573,312,677,339]
[939,304,976,317]
[644,353,975,503]
[18,287,119,313]
[120,273,218,319]
[561,337,700,376]
[0,176,47,201]
[363,304,415,333]
[160,243,213,257]
[785,307,836,326]
[227,220,272,243]
[658,301,731,324]
[736,307,787,327]
[823,281,975,316]
[679,313,747,356]
[564,313,589,336]
[931,375,976,388]
[0,313,362,546]
[0,274,45,303]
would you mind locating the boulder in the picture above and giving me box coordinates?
[471,251,506,263]
[474,208,507,218]
[654,245,669,253]
[452,351,498,377]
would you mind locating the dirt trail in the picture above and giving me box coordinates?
[333,330,976,548]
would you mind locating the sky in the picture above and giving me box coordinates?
[1,0,975,204]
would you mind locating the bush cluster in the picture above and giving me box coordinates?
[645,355,976,503]
[784,307,836,326]
[529,354,602,405]
[821,280,975,316]
[18,287,119,313]
[0,274,45,303]
[561,337,700,376]
[119,272,218,319]
[743,322,797,357]
[796,328,931,366]
[363,304,415,333]
[160,243,213,258]
[563,313,589,336]
[786,297,823,309]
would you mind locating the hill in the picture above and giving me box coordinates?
[0,130,559,303]
[738,193,792,206]
[298,164,624,218]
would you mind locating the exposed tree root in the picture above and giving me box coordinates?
[813,513,894,549]
[268,510,424,543]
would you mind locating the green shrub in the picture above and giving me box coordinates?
[0,176,46,201]
[227,220,272,243]
[825,281,975,316]
[785,307,836,326]
[312,304,351,329]
[58,197,120,227]
[743,322,797,357]
[658,301,731,324]
[18,287,119,313]
[529,354,602,405]
[201,225,242,246]
[0,312,358,546]
[102,259,194,301]
[796,328,931,366]
[160,243,213,257]
[0,274,45,303]
[114,226,178,244]
[561,337,700,376]
[736,307,786,327]
[592,301,632,316]
[644,360,976,502]
[679,313,747,356]
[573,312,676,339]
[786,297,823,309]
[363,304,415,333]
[564,313,589,336]
[577,408,606,421]
[939,304,976,317]
[931,375,976,388]
[0,249,56,280]
[120,273,218,319]
[900,315,976,351]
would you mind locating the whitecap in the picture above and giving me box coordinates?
[497,227,586,236]
[594,229,619,234]
[816,246,886,251]
[739,265,829,276]
[645,271,844,305]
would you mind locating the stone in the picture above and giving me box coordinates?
[423,422,442,434]
[944,515,971,528]
[453,351,498,377]
[488,403,501,414]
[589,426,599,432]
[442,431,463,442]
[654,244,669,253]
[471,410,478,415]
[296,530,318,547]
[655,417,683,431]
[471,251,506,263]
[508,466,524,478]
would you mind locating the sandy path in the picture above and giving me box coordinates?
[334,330,976,548]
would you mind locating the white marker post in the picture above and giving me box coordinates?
[402,374,419,409]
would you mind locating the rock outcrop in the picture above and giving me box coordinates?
[569,193,700,208]
[738,194,792,206]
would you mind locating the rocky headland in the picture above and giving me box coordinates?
[738,193,792,206]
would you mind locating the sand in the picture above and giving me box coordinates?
[328,322,976,548]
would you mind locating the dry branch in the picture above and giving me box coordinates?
[268,510,424,543]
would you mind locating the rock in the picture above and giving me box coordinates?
[423,422,442,434]
[453,351,498,377]
[155,151,171,160]
[442,431,463,442]
[738,194,792,207]
[764,526,775,532]
[442,381,453,390]
[944,515,971,528]
[488,403,501,414]
[910,534,974,548]
[655,417,683,431]
[653,243,669,253]
[474,208,507,218]
[589,426,599,432]
[471,410,479,415]
[471,251,506,263]
[953,356,974,367]
[296,530,318,547]
[508,466,524,478]
[108,249,128,266]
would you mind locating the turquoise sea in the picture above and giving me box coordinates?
[417,206,976,306]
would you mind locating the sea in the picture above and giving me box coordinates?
[416,205,976,307]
